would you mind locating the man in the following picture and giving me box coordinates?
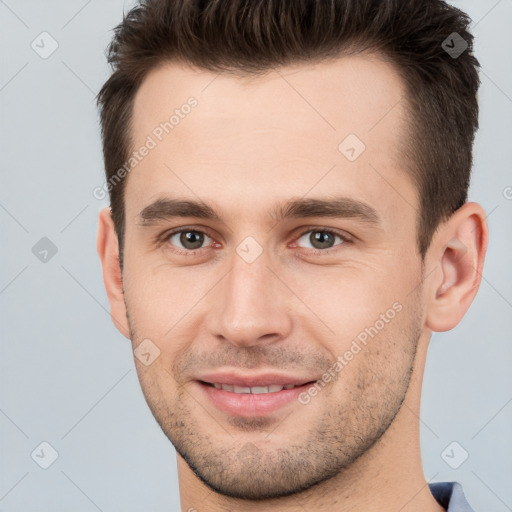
[96,1,488,510]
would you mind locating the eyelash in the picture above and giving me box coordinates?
[157,226,352,256]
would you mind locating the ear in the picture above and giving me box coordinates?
[425,202,488,332]
[96,207,131,339]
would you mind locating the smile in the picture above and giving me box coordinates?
[195,374,317,417]
[208,383,300,394]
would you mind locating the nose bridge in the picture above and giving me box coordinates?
[210,245,292,347]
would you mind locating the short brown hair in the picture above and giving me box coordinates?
[97,0,480,268]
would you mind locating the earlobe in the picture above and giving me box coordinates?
[96,207,131,339]
[425,202,488,332]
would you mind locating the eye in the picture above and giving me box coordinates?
[167,229,214,251]
[295,229,346,251]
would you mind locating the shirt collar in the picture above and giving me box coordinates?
[429,482,475,511]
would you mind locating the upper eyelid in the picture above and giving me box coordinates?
[296,227,351,241]
[157,225,216,244]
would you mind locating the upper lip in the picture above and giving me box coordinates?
[196,371,316,387]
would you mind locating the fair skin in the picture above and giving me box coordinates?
[97,55,487,511]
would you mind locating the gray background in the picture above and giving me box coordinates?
[1,0,511,511]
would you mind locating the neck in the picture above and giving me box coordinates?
[178,338,444,512]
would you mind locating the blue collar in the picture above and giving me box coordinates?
[429,482,475,511]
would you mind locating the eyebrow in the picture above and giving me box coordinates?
[138,199,220,225]
[137,197,380,226]
[271,197,380,224]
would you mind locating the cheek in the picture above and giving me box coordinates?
[283,261,412,344]
[133,359,178,425]
[123,257,214,374]
[122,255,204,333]
[330,299,419,400]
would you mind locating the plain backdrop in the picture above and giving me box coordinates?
[1,1,511,511]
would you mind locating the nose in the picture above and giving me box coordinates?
[206,250,293,348]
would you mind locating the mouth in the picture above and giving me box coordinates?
[194,373,317,417]
[204,382,303,394]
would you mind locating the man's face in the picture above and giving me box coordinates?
[121,55,426,498]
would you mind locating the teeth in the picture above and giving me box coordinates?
[212,383,298,394]
[233,385,251,393]
[251,386,269,394]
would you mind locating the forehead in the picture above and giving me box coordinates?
[126,55,416,225]
[132,54,407,140]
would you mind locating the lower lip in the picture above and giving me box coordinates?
[196,381,313,417]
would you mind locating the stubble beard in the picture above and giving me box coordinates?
[126,298,421,500]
